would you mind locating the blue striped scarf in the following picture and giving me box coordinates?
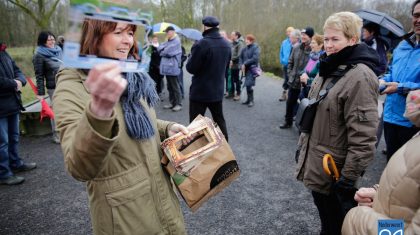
[121,72,159,140]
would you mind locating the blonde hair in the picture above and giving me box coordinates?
[286,26,294,33]
[323,11,363,42]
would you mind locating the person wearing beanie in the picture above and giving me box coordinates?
[186,16,232,141]
[280,26,313,129]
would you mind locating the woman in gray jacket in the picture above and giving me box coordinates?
[33,31,62,143]
[239,34,260,107]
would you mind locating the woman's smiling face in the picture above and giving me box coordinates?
[98,22,134,59]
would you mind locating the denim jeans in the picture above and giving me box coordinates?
[0,113,24,179]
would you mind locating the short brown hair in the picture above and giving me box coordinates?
[246,34,256,43]
[80,19,139,59]
[312,34,324,46]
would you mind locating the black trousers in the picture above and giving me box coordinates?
[282,65,289,90]
[285,88,301,124]
[384,121,419,161]
[148,67,163,94]
[189,100,228,141]
[166,75,182,106]
[225,68,229,93]
[312,191,345,235]
[230,68,241,95]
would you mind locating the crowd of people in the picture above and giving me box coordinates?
[277,1,420,234]
[0,0,419,234]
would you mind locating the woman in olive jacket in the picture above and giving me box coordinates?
[295,12,380,235]
[53,19,188,235]
[33,31,62,143]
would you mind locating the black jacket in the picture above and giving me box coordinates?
[186,27,231,102]
[33,53,61,95]
[0,50,26,118]
[149,45,162,71]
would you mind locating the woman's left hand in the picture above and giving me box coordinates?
[168,123,194,145]
[300,73,309,84]
[168,123,189,137]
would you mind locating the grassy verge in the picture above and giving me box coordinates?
[264,72,282,80]
[8,47,37,105]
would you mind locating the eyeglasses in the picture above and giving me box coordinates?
[47,38,56,41]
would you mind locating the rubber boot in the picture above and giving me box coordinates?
[242,90,250,105]
[248,90,254,107]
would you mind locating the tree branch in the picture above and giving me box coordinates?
[7,0,42,26]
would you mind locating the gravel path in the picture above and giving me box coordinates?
[0,72,387,235]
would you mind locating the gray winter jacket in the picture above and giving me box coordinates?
[287,43,311,90]
[158,36,182,76]
[231,37,245,70]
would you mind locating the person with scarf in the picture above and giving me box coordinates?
[295,12,380,235]
[239,34,260,107]
[299,34,324,99]
[0,42,37,185]
[33,31,63,144]
[53,19,189,234]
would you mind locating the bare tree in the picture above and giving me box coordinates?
[7,0,61,30]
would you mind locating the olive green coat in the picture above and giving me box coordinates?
[53,68,186,235]
[296,64,379,195]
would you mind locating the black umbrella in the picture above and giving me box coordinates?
[355,9,406,38]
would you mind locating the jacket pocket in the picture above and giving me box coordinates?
[105,179,163,235]
[357,106,377,122]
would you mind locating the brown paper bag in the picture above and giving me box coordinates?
[161,115,240,212]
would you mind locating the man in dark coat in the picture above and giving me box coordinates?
[0,43,36,185]
[186,16,232,141]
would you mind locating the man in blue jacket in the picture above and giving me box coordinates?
[380,0,420,161]
[279,26,294,102]
[158,26,183,112]
[186,16,232,141]
[0,43,36,185]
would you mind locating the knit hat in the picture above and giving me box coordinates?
[301,27,315,38]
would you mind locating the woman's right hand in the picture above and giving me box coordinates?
[300,73,309,85]
[85,63,127,118]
